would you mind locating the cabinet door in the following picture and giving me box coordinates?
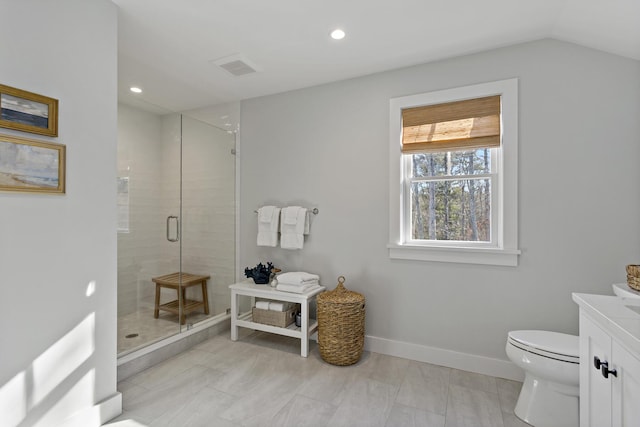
[580,313,613,427]
[612,341,640,427]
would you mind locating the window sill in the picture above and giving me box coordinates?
[387,243,520,266]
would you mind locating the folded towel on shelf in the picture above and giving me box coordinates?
[255,300,270,310]
[276,283,321,294]
[257,205,281,247]
[267,301,288,312]
[281,279,318,287]
[277,271,320,286]
[254,300,294,311]
[280,206,309,250]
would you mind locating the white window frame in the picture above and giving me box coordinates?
[388,79,520,266]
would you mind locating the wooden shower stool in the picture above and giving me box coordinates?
[152,272,210,324]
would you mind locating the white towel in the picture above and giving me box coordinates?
[280,206,308,249]
[255,300,270,310]
[257,206,281,247]
[278,279,318,287]
[276,283,321,294]
[268,302,288,311]
[255,299,294,311]
[258,206,275,223]
[277,271,320,286]
[282,206,299,225]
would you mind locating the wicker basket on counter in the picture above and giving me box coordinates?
[626,265,640,291]
[317,276,365,366]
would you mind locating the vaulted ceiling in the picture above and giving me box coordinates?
[114,0,639,115]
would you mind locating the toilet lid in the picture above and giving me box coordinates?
[508,330,579,360]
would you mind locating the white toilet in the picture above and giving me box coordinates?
[506,283,640,427]
[506,330,579,427]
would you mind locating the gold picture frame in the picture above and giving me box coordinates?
[0,133,65,194]
[0,84,58,137]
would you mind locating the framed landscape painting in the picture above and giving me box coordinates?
[0,84,58,137]
[0,134,65,194]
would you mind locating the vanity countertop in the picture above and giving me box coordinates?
[573,292,640,356]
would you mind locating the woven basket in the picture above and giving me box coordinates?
[252,305,298,328]
[626,265,640,291]
[317,276,365,366]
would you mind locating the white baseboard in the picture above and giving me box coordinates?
[364,335,524,382]
[60,392,122,427]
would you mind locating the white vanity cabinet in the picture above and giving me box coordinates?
[611,340,640,426]
[573,293,640,427]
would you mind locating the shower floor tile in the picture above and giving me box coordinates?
[118,307,212,354]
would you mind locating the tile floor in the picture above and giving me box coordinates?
[107,331,531,427]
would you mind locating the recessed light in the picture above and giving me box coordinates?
[330,29,346,40]
[130,87,142,94]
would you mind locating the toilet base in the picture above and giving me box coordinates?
[514,373,579,427]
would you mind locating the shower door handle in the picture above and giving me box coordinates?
[166,216,180,242]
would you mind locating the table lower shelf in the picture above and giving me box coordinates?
[235,312,318,339]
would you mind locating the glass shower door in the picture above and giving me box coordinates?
[180,115,236,326]
[156,112,185,327]
[117,108,182,354]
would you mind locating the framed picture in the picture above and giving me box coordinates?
[0,133,65,194]
[0,84,58,137]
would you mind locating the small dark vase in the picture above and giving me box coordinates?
[252,274,270,284]
[244,262,275,285]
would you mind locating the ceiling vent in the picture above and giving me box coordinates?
[212,54,260,77]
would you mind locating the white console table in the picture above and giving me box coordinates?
[229,281,326,357]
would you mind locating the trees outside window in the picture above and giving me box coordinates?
[408,148,494,243]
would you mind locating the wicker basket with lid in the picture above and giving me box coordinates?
[317,276,365,366]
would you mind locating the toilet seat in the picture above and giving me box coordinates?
[508,330,579,364]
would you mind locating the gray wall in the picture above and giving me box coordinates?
[0,0,119,425]
[239,39,640,375]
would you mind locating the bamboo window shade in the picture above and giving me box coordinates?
[401,95,501,154]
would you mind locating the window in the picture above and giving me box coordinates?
[388,79,520,266]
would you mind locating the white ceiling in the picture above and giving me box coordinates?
[114,0,640,115]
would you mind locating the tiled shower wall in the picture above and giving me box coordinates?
[117,104,235,318]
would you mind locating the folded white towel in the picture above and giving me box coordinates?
[277,272,320,285]
[280,206,308,250]
[268,302,286,312]
[258,206,275,223]
[282,206,299,225]
[255,300,270,310]
[276,283,322,294]
[255,300,294,311]
[276,279,319,288]
[257,206,281,247]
